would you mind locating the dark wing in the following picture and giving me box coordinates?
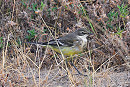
[27,33,79,47]
[43,33,79,47]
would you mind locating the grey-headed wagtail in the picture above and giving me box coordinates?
[27,28,93,76]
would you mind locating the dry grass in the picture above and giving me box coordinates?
[0,0,129,87]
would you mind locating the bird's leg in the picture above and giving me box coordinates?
[70,56,88,76]
[65,57,75,79]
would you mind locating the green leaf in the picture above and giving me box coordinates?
[124,5,128,9]
[21,0,27,8]
[52,7,57,11]
[41,1,45,10]
[0,37,3,49]
[32,3,37,11]
[117,5,120,9]
[28,7,32,10]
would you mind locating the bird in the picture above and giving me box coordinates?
[26,28,93,76]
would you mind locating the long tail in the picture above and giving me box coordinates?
[25,42,47,46]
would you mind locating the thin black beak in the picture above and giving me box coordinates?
[89,32,94,37]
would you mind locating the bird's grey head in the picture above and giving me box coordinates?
[75,28,92,36]
[73,28,92,48]
[75,28,93,44]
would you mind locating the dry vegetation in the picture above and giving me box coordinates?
[0,0,130,87]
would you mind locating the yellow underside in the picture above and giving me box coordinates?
[51,46,82,56]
